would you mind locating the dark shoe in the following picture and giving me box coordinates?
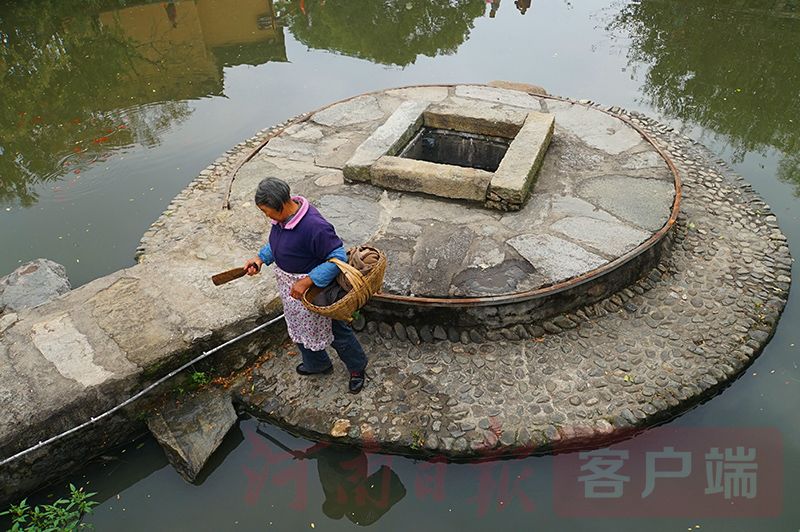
[296,363,333,376]
[348,370,366,394]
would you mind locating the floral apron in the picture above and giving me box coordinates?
[274,265,333,351]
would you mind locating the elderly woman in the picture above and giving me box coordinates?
[243,177,368,394]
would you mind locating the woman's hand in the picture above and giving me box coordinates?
[243,257,263,275]
[290,276,314,300]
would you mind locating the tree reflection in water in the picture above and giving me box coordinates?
[0,0,286,206]
[607,0,800,193]
[0,1,194,205]
[275,0,485,66]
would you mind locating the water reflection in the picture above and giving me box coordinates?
[514,0,532,16]
[0,0,546,208]
[274,0,485,66]
[488,0,501,18]
[255,423,406,526]
[608,0,800,193]
[0,0,286,206]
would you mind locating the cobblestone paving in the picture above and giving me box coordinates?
[234,103,791,459]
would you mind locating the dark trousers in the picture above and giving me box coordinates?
[297,320,368,373]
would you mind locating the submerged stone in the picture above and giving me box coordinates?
[147,390,238,483]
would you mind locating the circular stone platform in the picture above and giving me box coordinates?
[137,85,790,458]
[220,85,679,329]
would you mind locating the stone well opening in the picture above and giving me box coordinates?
[398,127,511,173]
[343,99,555,211]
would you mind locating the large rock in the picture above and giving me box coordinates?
[0,259,71,313]
[147,389,238,483]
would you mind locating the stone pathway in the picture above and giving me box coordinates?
[0,130,288,505]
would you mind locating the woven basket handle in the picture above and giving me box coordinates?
[328,257,369,308]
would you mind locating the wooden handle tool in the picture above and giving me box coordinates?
[212,267,248,286]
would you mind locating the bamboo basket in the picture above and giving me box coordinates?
[301,246,387,322]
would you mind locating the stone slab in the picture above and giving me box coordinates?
[88,277,184,368]
[385,86,449,102]
[367,235,414,295]
[488,80,548,96]
[343,100,430,182]
[0,313,18,334]
[551,216,651,257]
[548,101,643,155]
[452,259,538,296]
[391,194,494,227]
[622,150,669,171]
[312,133,360,169]
[411,224,475,296]
[508,234,607,282]
[578,175,675,231]
[311,95,385,127]
[30,314,115,387]
[489,112,555,206]
[455,85,542,110]
[316,194,384,247]
[262,136,317,162]
[466,240,506,270]
[370,156,492,202]
[424,97,527,138]
[314,172,345,187]
[282,122,325,141]
[549,195,619,223]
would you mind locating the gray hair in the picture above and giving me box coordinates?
[254,177,290,210]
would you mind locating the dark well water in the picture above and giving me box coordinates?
[399,128,511,173]
[1,0,799,530]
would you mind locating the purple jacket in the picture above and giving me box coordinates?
[258,196,345,283]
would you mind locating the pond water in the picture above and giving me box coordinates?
[1,0,798,529]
